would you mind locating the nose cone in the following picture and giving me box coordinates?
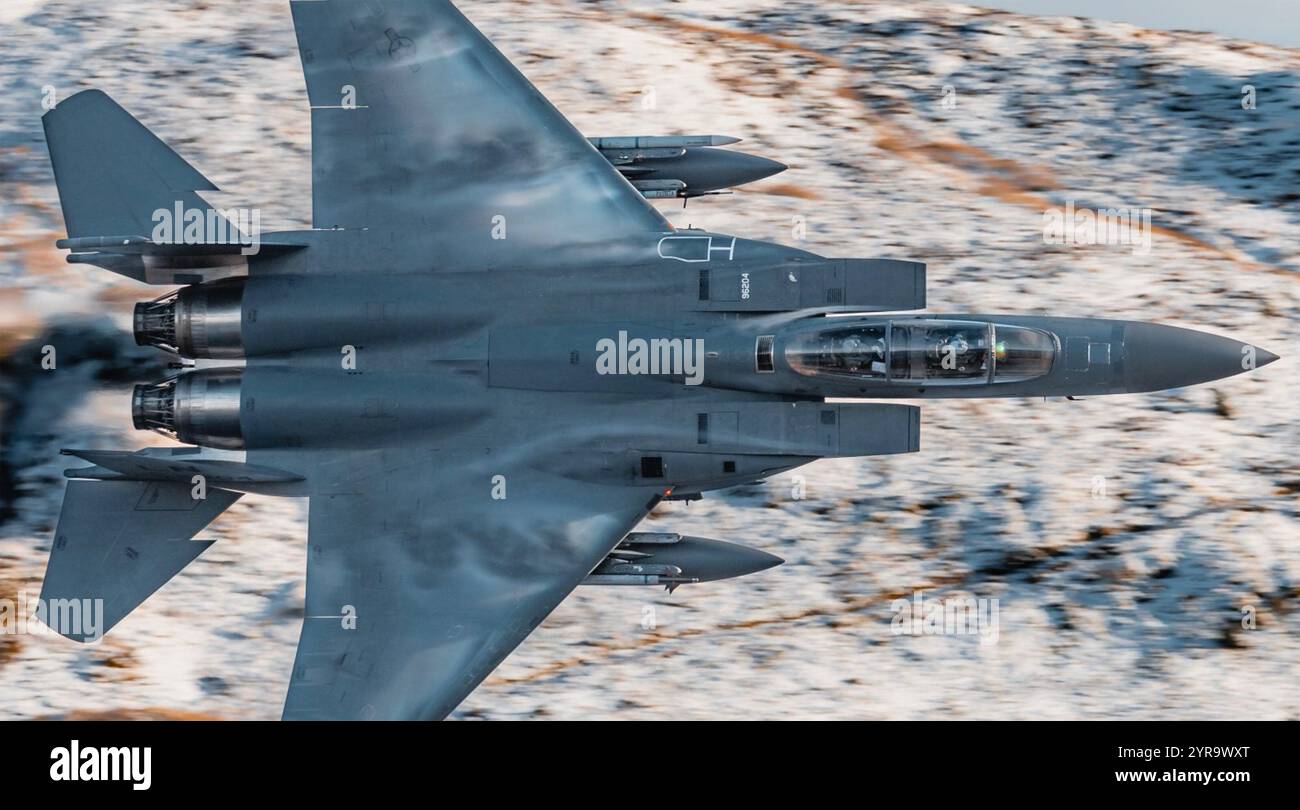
[1122,322,1277,393]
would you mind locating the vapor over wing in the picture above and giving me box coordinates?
[291,0,670,271]
[283,458,658,720]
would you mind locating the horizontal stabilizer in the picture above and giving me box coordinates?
[60,234,307,285]
[58,235,306,256]
[64,252,148,282]
[61,448,304,486]
[38,480,241,642]
[42,90,231,241]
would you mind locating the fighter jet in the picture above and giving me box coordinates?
[37,0,1276,720]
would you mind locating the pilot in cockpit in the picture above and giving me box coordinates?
[926,328,980,375]
[840,331,888,376]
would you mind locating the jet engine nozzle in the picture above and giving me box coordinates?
[134,278,245,359]
[132,368,245,449]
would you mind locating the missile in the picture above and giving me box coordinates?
[582,533,783,591]
[588,135,742,150]
[590,134,787,199]
[630,179,686,199]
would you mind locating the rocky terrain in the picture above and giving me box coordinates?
[0,0,1296,719]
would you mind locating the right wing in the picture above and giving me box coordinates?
[283,455,658,720]
[290,0,669,267]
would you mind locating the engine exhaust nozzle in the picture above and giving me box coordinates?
[133,278,245,359]
[132,369,245,449]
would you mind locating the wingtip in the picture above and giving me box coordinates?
[42,88,109,119]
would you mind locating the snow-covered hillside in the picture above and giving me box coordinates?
[0,0,1296,719]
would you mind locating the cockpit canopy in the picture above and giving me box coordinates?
[784,319,1057,385]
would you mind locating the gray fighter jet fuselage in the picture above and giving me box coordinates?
[120,231,1276,501]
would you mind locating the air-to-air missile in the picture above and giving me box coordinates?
[589,135,787,200]
[582,532,783,592]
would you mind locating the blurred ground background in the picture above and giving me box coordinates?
[0,0,1296,719]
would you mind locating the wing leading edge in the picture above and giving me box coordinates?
[290,0,669,270]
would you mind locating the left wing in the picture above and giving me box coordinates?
[283,456,658,720]
[290,0,669,270]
